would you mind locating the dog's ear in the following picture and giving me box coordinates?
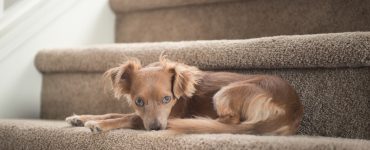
[165,62,201,99]
[104,59,141,98]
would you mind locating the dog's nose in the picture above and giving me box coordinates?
[149,122,161,130]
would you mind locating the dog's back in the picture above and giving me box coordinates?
[168,71,303,135]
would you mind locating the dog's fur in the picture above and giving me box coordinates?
[66,57,303,135]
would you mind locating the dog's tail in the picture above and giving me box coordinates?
[167,117,256,134]
[167,117,294,135]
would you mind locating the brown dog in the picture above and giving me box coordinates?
[66,57,303,135]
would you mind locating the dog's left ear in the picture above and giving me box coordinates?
[104,59,142,98]
[166,63,201,99]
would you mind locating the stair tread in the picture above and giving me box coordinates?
[1,119,369,149]
[35,32,370,73]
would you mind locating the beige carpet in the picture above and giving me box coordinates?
[109,0,370,42]
[35,32,370,72]
[1,119,369,150]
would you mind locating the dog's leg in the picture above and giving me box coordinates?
[84,113,143,133]
[213,81,294,135]
[66,113,127,126]
[213,83,264,125]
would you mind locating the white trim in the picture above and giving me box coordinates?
[0,0,43,35]
[0,0,3,18]
[0,0,79,61]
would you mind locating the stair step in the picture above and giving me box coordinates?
[1,119,369,149]
[34,32,370,139]
[109,0,370,42]
[35,32,370,73]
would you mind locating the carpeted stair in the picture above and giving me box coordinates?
[1,0,370,149]
[110,0,370,43]
[1,32,369,150]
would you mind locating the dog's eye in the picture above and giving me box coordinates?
[162,96,171,104]
[135,97,144,107]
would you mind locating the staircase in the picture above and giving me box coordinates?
[1,0,370,149]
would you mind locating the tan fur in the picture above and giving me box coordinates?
[66,56,304,135]
[160,57,203,99]
[103,58,142,99]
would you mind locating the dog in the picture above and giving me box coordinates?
[66,56,303,135]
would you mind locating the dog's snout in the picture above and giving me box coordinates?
[149,121,162,131]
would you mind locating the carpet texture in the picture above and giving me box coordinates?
[109,0,370,42]
[35,32,370,72]
[40,73,131,119]
[34,32,370,140]
[1,119,369,150]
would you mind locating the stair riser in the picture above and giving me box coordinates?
[41,73,131,119]
[115,0,370,42]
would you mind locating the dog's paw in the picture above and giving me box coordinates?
[65,115,84,126]
[84,121,103,133]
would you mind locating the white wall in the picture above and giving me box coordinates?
[0,0,114,118]
[4,0,21,9]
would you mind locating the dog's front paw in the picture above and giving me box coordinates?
[85,121,103,133]
[65,115,84,126]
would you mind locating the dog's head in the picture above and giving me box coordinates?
[104,57,201,130]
